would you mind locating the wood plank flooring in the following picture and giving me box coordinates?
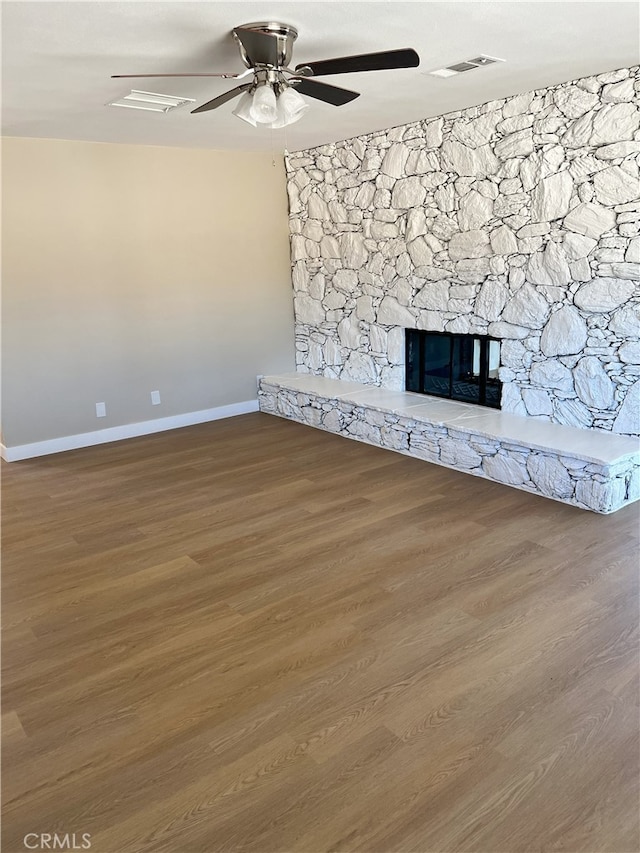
[2,412,639,853]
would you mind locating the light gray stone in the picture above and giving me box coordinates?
[355,294,376,322]
[531,171,574,222]
[440,438,482,470]
[500,340,527,368]
[568,155,608,181]
[593,164,639,206]
[377,296,416,326]
[323,340,343,366]
[343,351,377,384]
[482,454,529,485]
[490,224,518,255]
[407,237,434,268]
[526,242,571,287]
[594,141,640,159]
[574,278,636,312]
[609,305,640,337]
[619,342,640,364]
[387,327,405,364]
[294,295,325,325]
[475,279,508,321]
[414,281,450,311]
[454,259,491,283]
[337,316,362,349]
[369,325,388,355]
[452,111,500,148]
[530,359,575,391]
[522,388,554,416]
[487,321,530,339]
[601,78,636,103]
[449,230,491,260]
[494,129,534,159]
[563,202,617,239]
[320,235,341,258]
[527,455,574,499]
[554,398,593,429]
[563,232,597,259]
[573,356,615,408]
[569,258,592,282]
[441,140,499,177]
[502,283,551,329]
[308,193,330,219]
[434,184,456,212]
[406,209,427,242]
[458,191,494,230]
[380,143,409,178]
[591,102,640,145]
[391,176,427,209]
[424,118,444,148]
[333,269,359,292]
[612,380,640,435]
[561,112,595,149]
[540,306,588,356]
[626,237,640,263]
[503,91,534,118]
[575,479,627,513]
[600,262,640,280]
[340,233,368,269]
[500,382,527,415]
[553,85,599,118]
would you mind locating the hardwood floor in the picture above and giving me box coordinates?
[2,412,639,853]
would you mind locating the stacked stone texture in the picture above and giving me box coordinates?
[285,66,640,436]
[259,378,640,513]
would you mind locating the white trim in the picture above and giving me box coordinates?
[0,400,259,462]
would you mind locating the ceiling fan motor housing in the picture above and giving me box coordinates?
[232,22,299,70]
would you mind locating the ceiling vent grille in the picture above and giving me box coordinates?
[107,90,196,113]
[428,55,504,78]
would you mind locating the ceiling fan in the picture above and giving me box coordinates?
[112,22,420,127]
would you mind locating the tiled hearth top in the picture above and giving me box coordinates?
[262,373,640,466]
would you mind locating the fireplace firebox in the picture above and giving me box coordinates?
[405,330,502,409]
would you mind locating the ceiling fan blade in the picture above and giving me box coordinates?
[233,26,279,67]
[291,78,360,107]
[112,72,245,80]
[295,48,419,77]
[191,82,253,114]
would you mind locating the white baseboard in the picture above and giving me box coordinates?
[1,399,259,462]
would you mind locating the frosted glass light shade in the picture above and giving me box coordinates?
[250,83,278,124]
[232,92,258,126]
[272,86,309,127]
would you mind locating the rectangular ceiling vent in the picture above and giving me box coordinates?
[107,90,196,113]
[428,55,504,78]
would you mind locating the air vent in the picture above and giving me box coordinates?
[427,55,504,78]
[107,90,196,113]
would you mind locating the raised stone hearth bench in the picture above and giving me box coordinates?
[258,373,640,514]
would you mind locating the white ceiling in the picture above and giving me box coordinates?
[2,1,639,153]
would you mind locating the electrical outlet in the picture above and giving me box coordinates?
[96,402,106,418]
[151,390,161,405]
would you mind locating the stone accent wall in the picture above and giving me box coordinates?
[285,66,640,436]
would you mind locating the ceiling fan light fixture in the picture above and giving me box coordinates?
[232,91,259,125]
[274,86,309,127]
[249,82,278,124]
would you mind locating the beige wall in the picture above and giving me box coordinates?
[1,137,295,447]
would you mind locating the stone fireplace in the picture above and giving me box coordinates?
[284,64,639,438]
[258,63,640,513]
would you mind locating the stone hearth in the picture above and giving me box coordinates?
[258,373,640,514]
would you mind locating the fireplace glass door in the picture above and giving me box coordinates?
[406,330,502,409]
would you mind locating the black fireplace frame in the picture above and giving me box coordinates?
[405,329,502,409]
